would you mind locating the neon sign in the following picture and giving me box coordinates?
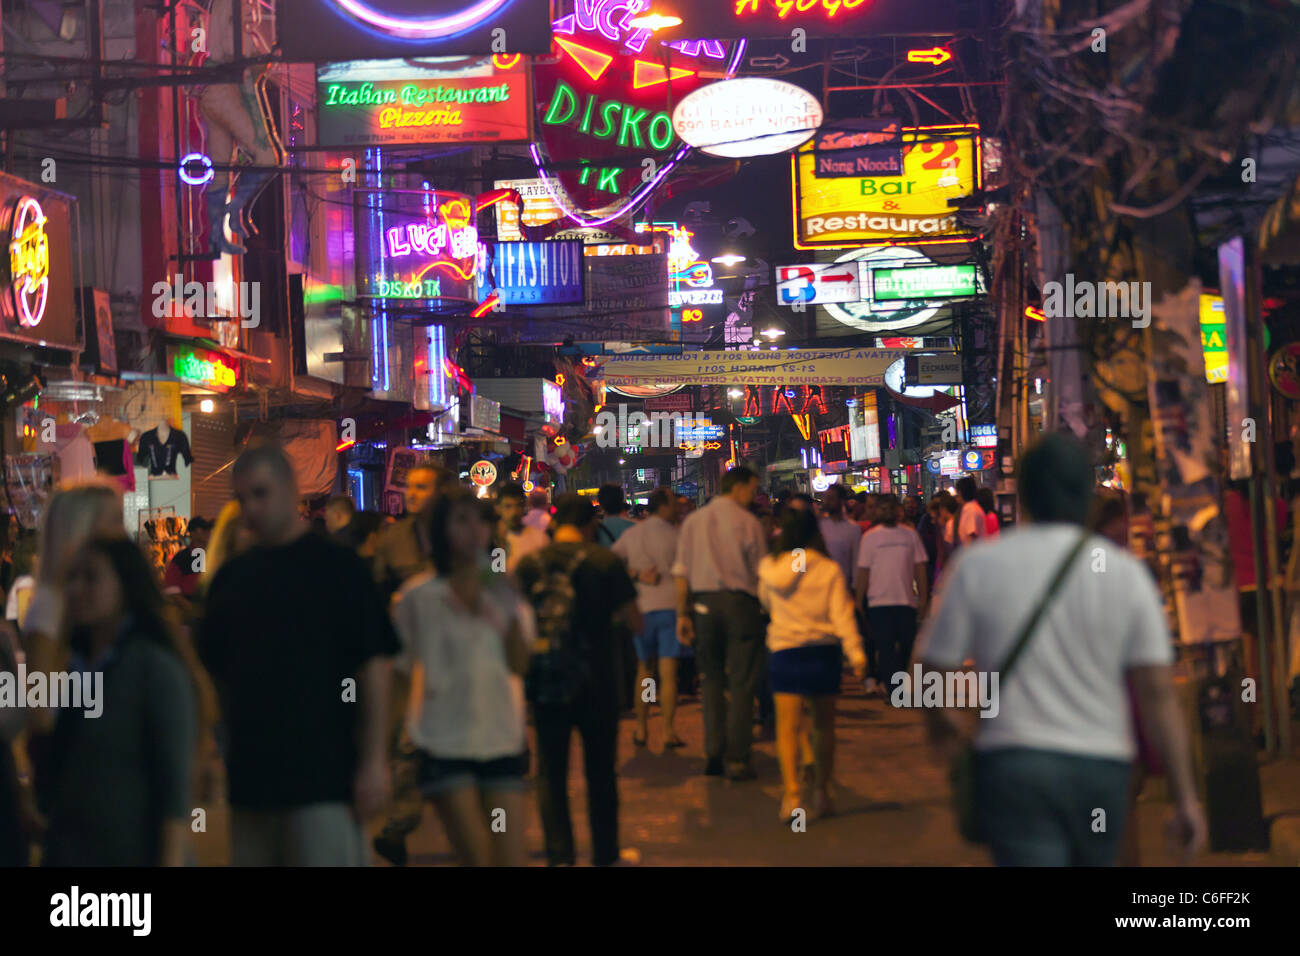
[532,0,745,223]
[8,197,48,328]
[317,57,530,148]
[355,188,479,303]
[172,347,239,391]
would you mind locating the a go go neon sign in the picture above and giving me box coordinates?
[8,196,49,328]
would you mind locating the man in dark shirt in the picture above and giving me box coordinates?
[200,445,398,866]
[516,494,640,866]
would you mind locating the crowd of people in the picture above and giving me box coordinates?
[0,434,1213,867]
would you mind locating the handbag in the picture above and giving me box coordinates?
[951,529,1091,843]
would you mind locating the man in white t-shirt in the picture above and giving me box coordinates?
[955,477,986,546]
[916,433,1205,866]
[855,495,928,694]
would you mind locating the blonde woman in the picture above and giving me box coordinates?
[24,481,125,733]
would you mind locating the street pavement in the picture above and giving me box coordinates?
[193,680,1295,866]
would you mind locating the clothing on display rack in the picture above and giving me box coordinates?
[136,425,193,477]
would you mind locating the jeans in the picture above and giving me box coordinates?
[974,748,1133,866]
[692,591,765,766]
[533,693,620,866]
[866,605,918,690]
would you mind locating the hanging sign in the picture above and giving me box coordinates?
[277,0,553,61]
[650,0,960,41]
[793,125,979,248]
[870,263,977,301]
[671,78,821,158]
[469,459,498,486]
[596,348,904,387]
[776,262,862,305]
[477,240,585,304]
[532,1,741,220]
[317,57,531,148]
[170,345,240,392]
[813,120,904,178]
[354,188,479,303]
[1,173,77,349]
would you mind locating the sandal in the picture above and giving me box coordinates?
[664,735,686,749]
[632,732,648,747]
[779,793,802,824]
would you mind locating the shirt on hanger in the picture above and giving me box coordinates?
[136,427,193,476]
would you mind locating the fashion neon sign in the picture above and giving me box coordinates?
[8,196,49,328]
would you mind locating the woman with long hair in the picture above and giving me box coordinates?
[392,488,533,865]
[759,509,866,823]
[199,499,253,598]
[40,537,200,865]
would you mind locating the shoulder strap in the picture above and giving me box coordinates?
[998,529,1091,681]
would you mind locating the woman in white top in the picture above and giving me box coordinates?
[758,509,866,824]
[392,488,533,866]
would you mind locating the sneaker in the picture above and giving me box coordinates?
[372,835,408,867]
[704,757,724,776]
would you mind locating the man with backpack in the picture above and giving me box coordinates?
[516,494,641,866]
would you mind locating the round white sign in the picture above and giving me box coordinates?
[823,246,944,332]
[672,78,822,159]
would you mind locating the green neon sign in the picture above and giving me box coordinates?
[542,81,674,152]
[871,264,978,301]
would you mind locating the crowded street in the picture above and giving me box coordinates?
[2,0,1300,938]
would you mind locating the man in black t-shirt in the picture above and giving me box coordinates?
[516,494,641,867]
[199,445,399,866]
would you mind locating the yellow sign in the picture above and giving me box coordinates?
[792,125,979,248]
[1199,293,1226,384]
[597,348,905,387]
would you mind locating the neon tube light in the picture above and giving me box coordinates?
[327,0,511,40]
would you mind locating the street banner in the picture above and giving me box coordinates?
[596,348,905,387]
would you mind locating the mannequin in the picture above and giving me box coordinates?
[136,420,193,479]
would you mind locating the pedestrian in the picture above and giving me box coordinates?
[199,445,399,866]
[855,494,929,695]
[954,477,986,546]
[496,482,548,574]
[41,537,199,866]
[902,495,923,528]
[523,488,552,533]
[163,515,213,606]
[916,433,1206,866]
[341,511,386,575]
[596,484,635,546]
[392,488,533,866]
[759,509,866,822]
[915,494,942,587]
[817,483,862,589]
[373,462,446,604]
[516,494,640,866]
[673,466,768,780]
[324,495,356,544]
[612,487,685,750]
[976,487,1000,538]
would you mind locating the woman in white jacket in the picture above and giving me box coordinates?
[759,509,866,823]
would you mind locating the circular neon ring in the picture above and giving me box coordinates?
[10,197,48,328]
[178,152,215,186]
[327,0,511,40]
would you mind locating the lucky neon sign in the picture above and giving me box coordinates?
[7,197,49,328]
[532,0,744,224]
[357,189,480,303]
[386,220,478,261]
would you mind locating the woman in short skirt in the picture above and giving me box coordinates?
[758,509,866,823]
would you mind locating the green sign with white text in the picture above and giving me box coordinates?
[870,264,977,301]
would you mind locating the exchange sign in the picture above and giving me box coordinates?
[793,125,979,248]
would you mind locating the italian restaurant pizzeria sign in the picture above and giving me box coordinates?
[317,57,530,148]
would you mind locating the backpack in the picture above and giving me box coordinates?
[524,546,591,706]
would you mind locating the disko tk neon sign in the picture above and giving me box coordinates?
[8,196,49,328]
